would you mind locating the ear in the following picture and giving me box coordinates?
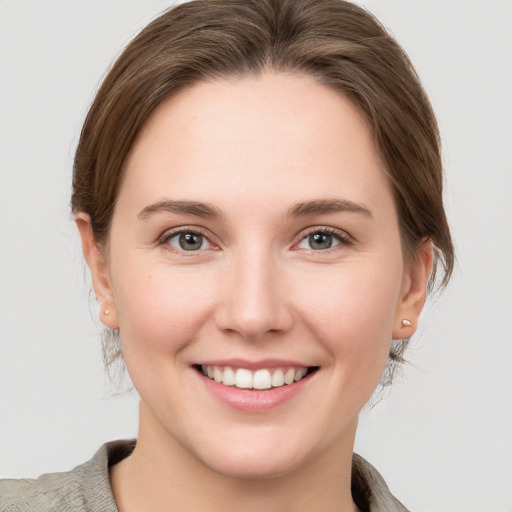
[75,213,118,329]
[392,240,434,339]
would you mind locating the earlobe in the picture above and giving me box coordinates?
[392,240,434,339]
[75,213,119,329]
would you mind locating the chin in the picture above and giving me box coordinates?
[182,423,343,482]
[198,446,306,481]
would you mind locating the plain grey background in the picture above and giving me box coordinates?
[1,1,511,510]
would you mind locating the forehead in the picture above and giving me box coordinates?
[120,71,391,214]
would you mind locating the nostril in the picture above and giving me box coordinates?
[214,272,294,339]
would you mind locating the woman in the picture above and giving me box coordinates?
[1,0,454,510]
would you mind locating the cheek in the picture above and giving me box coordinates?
[295,260,403,359]
[111,261,216,356]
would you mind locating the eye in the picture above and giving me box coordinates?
[165,231,212,252]
[296,229,349,251]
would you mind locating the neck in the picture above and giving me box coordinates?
[110,403,359,512]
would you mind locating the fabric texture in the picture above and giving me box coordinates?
[0,440,409,511]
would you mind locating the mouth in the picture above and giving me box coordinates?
[194,364,319,390]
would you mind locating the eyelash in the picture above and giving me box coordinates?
[159,227,216,254]
[294,227,354,252]
[158,226,354,254]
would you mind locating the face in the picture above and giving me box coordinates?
[79,72,430,479]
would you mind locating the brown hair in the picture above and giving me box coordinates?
[72,0,454,374]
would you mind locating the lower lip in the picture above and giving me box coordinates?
[197,371,315,412]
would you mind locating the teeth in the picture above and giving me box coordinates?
[284,368,295,385]
[271,369,285,387]
[201,365,311,389]
[223,367,236,386]
[235,368,252,389]
[294,367,308,381]
[213,367,223,383]
[253,369,272,390]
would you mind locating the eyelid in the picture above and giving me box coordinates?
[156,224,353,253]
[158,225,219,252]
[292,226,354,251]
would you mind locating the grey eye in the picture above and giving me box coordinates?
[168,232,210,251]
[297,232,341,251]
[309,232,332,250]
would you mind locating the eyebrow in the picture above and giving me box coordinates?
[287,199,373,219]
[137,198,372,221]
[137,200,223,220]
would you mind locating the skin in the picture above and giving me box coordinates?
[77,71,432,512]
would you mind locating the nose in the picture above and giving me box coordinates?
[215,247,293,340]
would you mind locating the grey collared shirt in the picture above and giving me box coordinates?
[0,440,409,511]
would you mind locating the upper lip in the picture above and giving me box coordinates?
[193,358,311,370]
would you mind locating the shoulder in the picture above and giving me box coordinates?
[0,440,135,512]
[352,453,410,512]
[0,470,84,512]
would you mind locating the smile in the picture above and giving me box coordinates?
[198,365,317,390]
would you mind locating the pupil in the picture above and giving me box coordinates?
[179,233,202,251]
[310,232,332,250]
